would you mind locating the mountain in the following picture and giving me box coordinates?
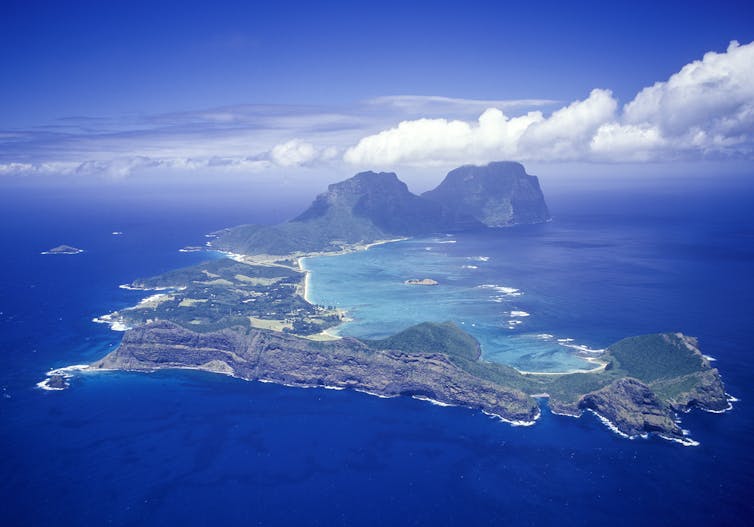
[213,163,548,256]
[293,171,477,235]
[213,171,479,255]
[422,161,550,227]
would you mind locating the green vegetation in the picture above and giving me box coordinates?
[114,258,340,335]
[211,170,477,256]
[364,321,481,360]
[213,210,385,255]
[134,258,299,289]
[113,260,722,417]
[604,333,705,382]
[448,355,537,392]
[92,167,730,441]
[540,371,616,404]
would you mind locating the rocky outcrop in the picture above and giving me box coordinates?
[603,333,730,413]
[405,278,438,286]
[46,374,69,389]
[422,162,550,226]
[92,321,538,423]
[579,378,682,438]
[658,369,730,413]
[42,244,84,255]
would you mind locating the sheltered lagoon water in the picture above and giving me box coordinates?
[302,236,604,373]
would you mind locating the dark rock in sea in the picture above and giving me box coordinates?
[46,374,69,389]
[404,278,439,286]
[43,244,84,255]
[422,161,550,227]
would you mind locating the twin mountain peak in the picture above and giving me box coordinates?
[214,161,550,255]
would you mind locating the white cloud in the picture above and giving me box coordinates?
[519,89,618,159]
[270,139,318,167]
[0,156,275,180]
[624,41,754,133]
[2,41,754,180]
[368,95,558,116]
[622,40,754,157]
[0,161,78,176]
[269,139,339,167]
[345,41,754,166]
[590,123,666,161]
[344,90,616,166]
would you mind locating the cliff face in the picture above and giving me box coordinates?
[422,162,550,227]
[293,171,477,236]
[212,162,545,256]
[579,378,682,437]
[93,321,539,423]
[602,333,730,412]
[89,321,729,443]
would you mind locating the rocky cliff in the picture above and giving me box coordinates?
[212,162,547,256]
[422,161,550,226]
[92,321,539,423]
[89,321,729,443]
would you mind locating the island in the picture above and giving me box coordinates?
[46,161,731,446]
[41,244,84,255]
[405,278,439,286]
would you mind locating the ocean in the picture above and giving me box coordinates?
[1,179,753,526]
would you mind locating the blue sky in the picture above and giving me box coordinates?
[2,0,754,188]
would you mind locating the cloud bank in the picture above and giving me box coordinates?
[345,41,754,166]
[1,41,753,179]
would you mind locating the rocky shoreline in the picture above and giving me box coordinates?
[85,320,731,444]
[91,321,540,424]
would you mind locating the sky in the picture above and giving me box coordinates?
[1,0,754,193]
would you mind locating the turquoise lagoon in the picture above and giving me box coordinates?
[302,236,601,373]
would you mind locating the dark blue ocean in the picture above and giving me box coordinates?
[1,178,753,526]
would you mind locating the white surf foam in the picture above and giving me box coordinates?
[413,395,454,407]
[659,434,700,447]
[477,284,521,295]
[92,314,130,332]
[586,409,631,439]
[118,284,174,291]
[559,342,605,353]
[483,408,540,427]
